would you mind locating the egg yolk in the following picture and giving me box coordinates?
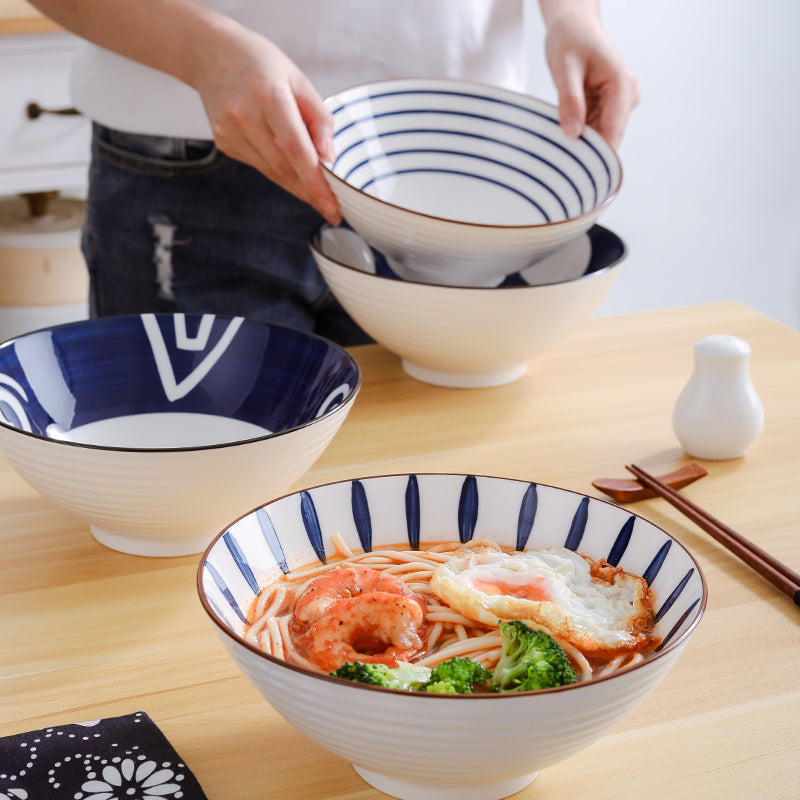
[470,576,552,602]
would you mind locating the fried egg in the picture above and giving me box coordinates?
[430,546,657,653]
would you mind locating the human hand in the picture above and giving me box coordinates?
[190,18,341,224]
[539,1,640,149]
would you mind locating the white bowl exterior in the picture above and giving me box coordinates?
[219,629,686,792]
[200,474,706,797]
[324,79,622,286]
[327,178,604,285]
[0,398,355,557]
[311,241,622,387]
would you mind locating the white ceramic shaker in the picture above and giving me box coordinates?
[672,334,764,460]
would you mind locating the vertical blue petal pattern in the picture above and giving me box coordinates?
[654,568,695,624]
[656,597,700,652]
[255,507,289,574]
[204,561,248,624]
[516,483,538,551]
[607,516,635,566]
[458,475,479,543]
[222,530,260,594]
[564,496,589,551]
[642,541,672,586]
[300,490,327,564]
[405,474,420,549]
[351,479,373,552]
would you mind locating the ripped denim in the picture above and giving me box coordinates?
[81,123,371,346]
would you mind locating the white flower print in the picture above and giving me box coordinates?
[0,790,29,800]
[81,758,183,799]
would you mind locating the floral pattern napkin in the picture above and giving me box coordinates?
[0,711,208,800]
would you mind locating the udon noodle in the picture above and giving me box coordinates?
[245,535,657,683]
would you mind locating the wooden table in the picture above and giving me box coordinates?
[1,300,798,799]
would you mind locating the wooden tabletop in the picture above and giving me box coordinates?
[1,300,798,799]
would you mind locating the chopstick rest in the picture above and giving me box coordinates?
[0,711,209,799]
[592,462,708,503]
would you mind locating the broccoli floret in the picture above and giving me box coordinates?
[491,620,577,692]
[331,660,432,691]
[423,656,493,694]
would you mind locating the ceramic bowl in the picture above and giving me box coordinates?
[310,223,626,388]
[198,472,706,800]
[322,78,621,286]
[0,314,360,556]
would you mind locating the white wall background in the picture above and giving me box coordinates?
[525,1,800,330]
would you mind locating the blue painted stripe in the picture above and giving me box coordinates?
[642,541,672,586]
[654,568,695,624]
[329,87,559,128]
[607,516,635,566]
[300,490,327,564]
[255,507,289,574]
[516,483,538,550]
[222,530,260,594]
[351,479,372,552]
[564,496,589,551]
[337,129,582,214]
[458,475,479,543]
[405,474,420,549]
[655,597,701,652]
[360,167,551,220]
[333,105,605,205]
[204,561,248,624]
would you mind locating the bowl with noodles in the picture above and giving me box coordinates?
[198,473,707,800]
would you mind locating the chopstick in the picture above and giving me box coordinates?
[626,463,800,607]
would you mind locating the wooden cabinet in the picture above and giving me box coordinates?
[0,30,91,195]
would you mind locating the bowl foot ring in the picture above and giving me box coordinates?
[401,359,527,388]
[89,525,210,557]
[353,764,539,800]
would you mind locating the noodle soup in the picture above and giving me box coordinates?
[199,473,707,799]
[245,535,661,687]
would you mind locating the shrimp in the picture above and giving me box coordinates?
[302,592,425,671]
[294,564,418,624]
[292,565,427,671]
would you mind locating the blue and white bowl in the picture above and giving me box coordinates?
[199,473,706,800]
[323,78,622,287]
[311,222,626,388]
[0,314,360,556]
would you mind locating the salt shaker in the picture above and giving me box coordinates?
[672,334,764,460]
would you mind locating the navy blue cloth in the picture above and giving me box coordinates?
[82,123,371,347]
[0,711,208,799]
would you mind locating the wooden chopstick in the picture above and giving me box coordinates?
[626,463,800,607]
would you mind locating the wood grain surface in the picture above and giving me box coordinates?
[1,300,798,799]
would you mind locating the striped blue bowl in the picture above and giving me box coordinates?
[323,79,622,287]
[198,473,706,799]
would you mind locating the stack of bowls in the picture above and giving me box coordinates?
[316,78,625,387]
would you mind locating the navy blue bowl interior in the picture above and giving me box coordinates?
[0,314,360,443]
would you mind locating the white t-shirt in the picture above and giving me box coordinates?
[69,0,528,139]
